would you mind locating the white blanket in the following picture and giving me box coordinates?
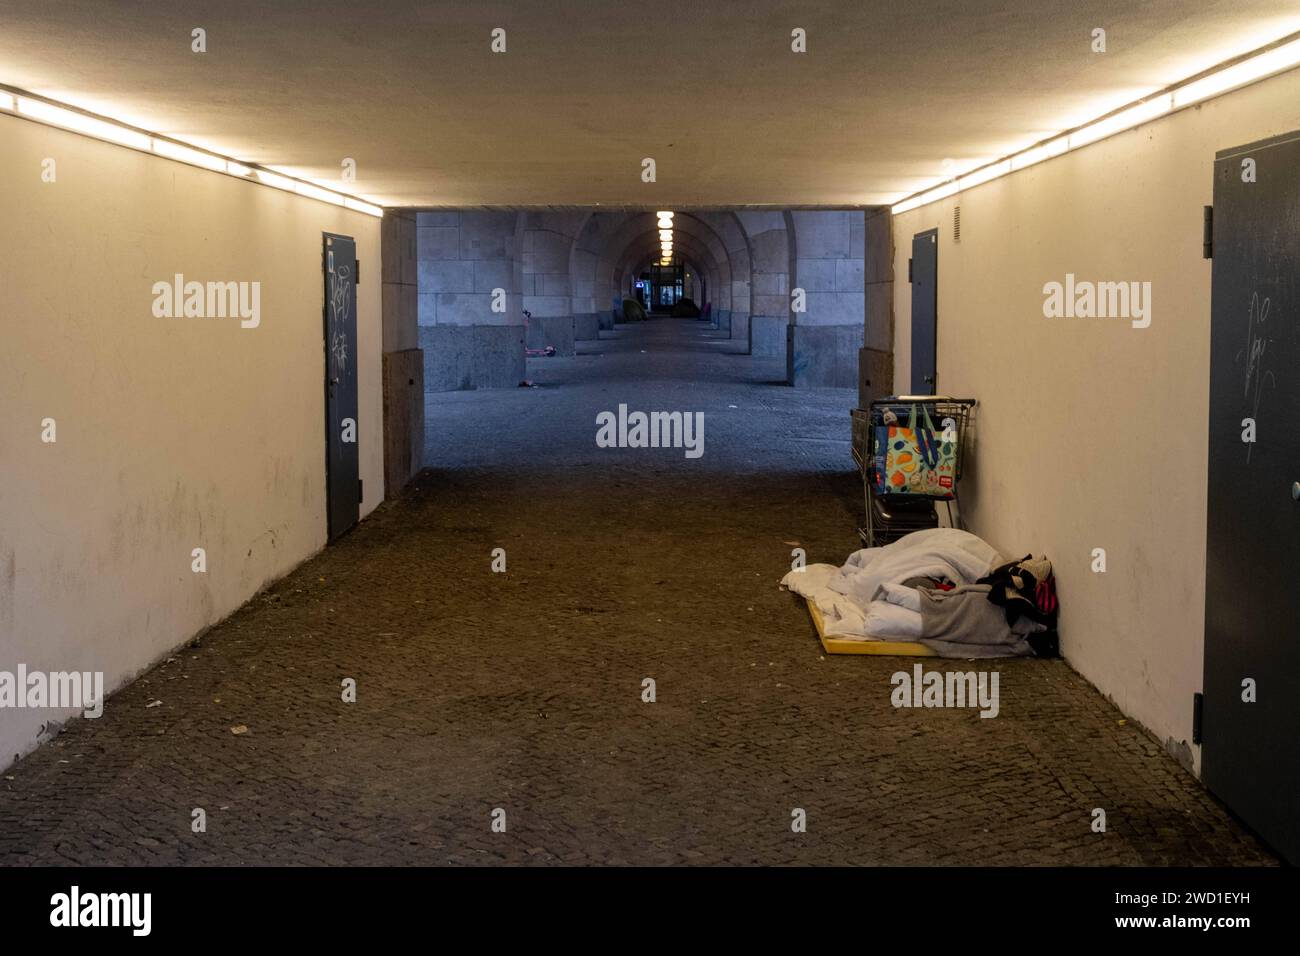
[781,528,1003,641]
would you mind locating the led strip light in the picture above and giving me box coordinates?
[891,34,1300,215]
[0,85,384,217]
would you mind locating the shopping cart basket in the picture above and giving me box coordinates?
[851,396,977,547]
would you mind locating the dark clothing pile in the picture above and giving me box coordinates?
[978,556,1060,657]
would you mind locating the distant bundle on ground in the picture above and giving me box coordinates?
[671,297,701,318]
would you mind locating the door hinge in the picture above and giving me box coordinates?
[355,259,361,284]
[908,257,914,282]
[1192,691,1204,744]
[1202,206,1213,259]
[358,479,364,503]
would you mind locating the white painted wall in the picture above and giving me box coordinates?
[0,115,383,768]
[891,68,1300,771]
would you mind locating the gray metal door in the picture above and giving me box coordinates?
[1203,130,1300,864]
[910,229,938,392]
[323,233,360,541]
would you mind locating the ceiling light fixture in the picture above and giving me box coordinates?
[1008,136,1069,171]
[892,33,1300,215]
[344,197,385,217]
[1066,94,1171,150]
[295,181,346,206]
[255,169,296,191]
[1173,36,1300,107]
[152,138,228,172]
[658,210,676,269]
[16,96,151,150]
[0,85,383,217]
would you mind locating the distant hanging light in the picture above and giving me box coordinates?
[657,210,675,268]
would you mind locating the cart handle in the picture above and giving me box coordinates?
[878,395,978,405]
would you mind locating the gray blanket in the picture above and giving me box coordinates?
[916,584,1042,658]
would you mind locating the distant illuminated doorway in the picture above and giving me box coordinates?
[647,261,684,311]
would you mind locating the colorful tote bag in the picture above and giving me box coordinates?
[872,404,957,498]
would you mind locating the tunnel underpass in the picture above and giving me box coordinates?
[0,313,1272,866]
[4,0,1298,894]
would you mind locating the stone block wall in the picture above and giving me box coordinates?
[417,210,524,387]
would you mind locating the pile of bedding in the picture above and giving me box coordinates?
[780,528,1058,658]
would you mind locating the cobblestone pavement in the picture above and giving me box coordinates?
[0,319,1277,865]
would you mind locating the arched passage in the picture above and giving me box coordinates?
[408,206,866,388]
[612,228,724,308]
[582,210,738,330]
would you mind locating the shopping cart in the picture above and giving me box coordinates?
[851,396,977,547]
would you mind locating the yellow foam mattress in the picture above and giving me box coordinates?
[804,596,937,656]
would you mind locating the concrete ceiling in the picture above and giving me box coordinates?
[2,0,1298,207]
